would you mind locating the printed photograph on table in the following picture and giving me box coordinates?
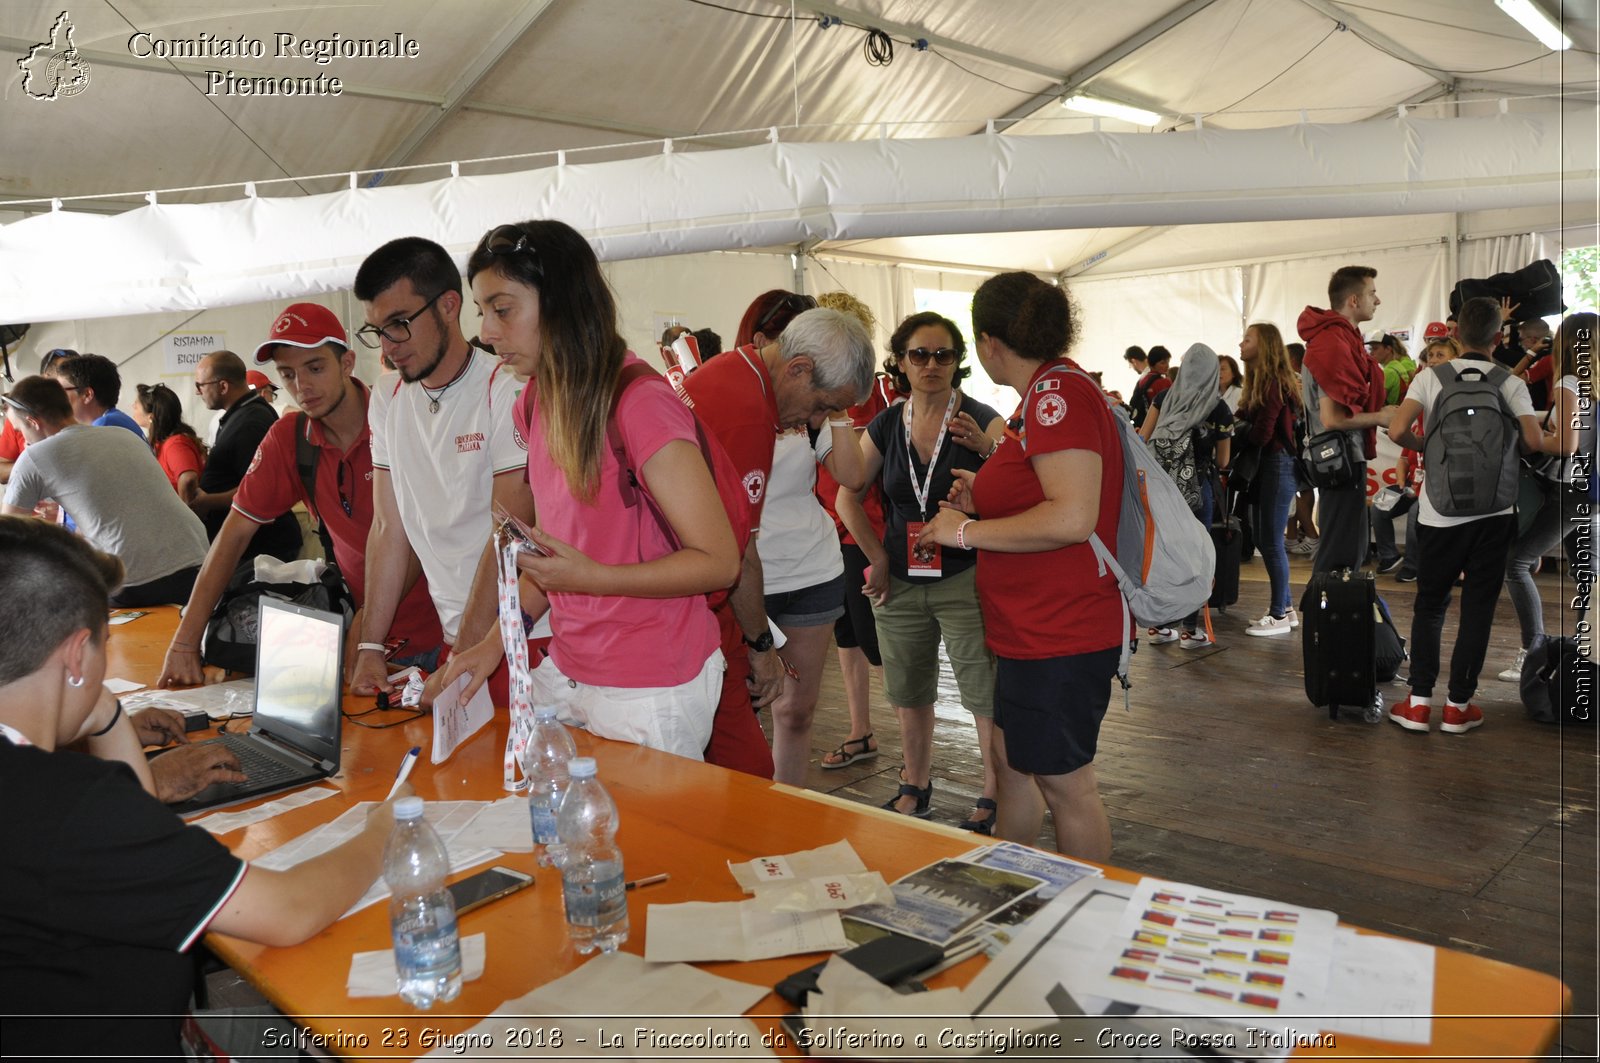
[842,858,1045,946]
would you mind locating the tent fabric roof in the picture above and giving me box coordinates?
[2,0,1595,307]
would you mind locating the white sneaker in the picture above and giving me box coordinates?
[1147,627,1180,645]
[1247,613,1295,637]
[1288,537,1317,556]
[1497,648,1528,683]
[1286,607,1300,628]
[1179,630,1213,649]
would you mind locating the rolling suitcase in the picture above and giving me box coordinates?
[1209,517,1242,610]
[1300,568,1383,721]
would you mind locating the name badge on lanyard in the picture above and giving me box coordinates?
[904,391,958,579]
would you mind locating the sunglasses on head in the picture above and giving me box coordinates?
[484,224,545,281]
[905,346,958,367]
[753,293,817,339]
[1,394,37,417]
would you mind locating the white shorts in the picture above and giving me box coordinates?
[528,649,725,761]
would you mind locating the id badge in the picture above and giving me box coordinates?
[906,522,942,578]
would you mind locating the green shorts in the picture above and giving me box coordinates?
[871,567,995,717]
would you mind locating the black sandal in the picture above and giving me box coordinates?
[958,797,997,835]
[820,733,878,770]
[882,780,933,819]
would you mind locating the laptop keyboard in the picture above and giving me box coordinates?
[218,733,303,787]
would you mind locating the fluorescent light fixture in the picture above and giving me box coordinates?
[1061,93,1163,127]
[1495,0,1572,50]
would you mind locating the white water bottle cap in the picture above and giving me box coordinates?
[394,796,425,819]
[568,757,597,779]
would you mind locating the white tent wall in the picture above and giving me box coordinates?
[1246,245,1449,352]
[1069,267,1246,397]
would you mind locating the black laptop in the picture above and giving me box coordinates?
[168,597,345,816]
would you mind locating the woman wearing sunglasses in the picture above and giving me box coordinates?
[439,220,742,761]
[914,273,1122,861]
[836,311,1006,832]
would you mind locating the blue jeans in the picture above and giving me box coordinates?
[1182,478,1215,632]
[1252,452,1296,617]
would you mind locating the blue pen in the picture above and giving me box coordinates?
[386,746,422,800]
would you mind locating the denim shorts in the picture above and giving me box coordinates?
[994,647,1120,775]
[764,573,846,628]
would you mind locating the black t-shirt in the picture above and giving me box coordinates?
[866,392,1001,581]
[200,391,300,556]
[0,739,245,1059]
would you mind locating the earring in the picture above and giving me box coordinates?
[67,674,85,688]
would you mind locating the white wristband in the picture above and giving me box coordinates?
[955,519,975,551]
[829,418,854,429]
[357,642,387,655]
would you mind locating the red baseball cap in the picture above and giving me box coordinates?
[1423,321,1450,340]
[254,302,348,364]
[245,370,276,392]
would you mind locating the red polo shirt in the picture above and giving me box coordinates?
[678,345,778,529]
[0,419,24,463]
[972,359,1124,659]
[231,380,443,656]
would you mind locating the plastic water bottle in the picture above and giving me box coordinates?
[555,757,629,954]
[524,705,577,867]
[383,797,462,1008]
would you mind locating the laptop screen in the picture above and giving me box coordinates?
[252,597,344,768]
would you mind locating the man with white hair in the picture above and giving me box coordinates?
[679,306,875,777]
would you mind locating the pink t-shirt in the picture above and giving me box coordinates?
[516,352,720,687]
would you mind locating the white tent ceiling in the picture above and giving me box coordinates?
[1,0,1597,320]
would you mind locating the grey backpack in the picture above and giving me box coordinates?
[1422,362,1519,517]
[1049,369,1216,691]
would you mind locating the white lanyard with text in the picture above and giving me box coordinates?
[497,532,535,792]
[903,389,960,518]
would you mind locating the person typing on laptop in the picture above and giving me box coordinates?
[0,516,410,1059]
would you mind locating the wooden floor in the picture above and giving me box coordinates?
[784,551,1599,1056]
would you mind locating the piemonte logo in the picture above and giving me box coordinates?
[18,11,92,101]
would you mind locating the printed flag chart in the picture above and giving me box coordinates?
[1089,878,1339,1022]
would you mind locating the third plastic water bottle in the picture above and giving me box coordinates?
[523,705,576,867]
[555,757,628,954]
[383,797,463,1008]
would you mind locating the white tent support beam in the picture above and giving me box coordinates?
[1063,226,1178,279]
[806,246,1014,279]
[1291,0,1455,93]
[987,0,1224,130]
[370,0,559,182]
[794,2,1063,82]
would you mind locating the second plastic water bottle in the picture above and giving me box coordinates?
[383,796,463,1008]
[555,757,629,954]
[523,705,577,867]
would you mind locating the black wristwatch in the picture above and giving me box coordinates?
[743,630,775,653]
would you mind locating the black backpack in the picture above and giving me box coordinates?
[1520,634,1599,726]
[200,415,354,673]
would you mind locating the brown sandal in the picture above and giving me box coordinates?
[820,733,878,770]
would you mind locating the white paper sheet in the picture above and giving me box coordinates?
[1319,928,1435,1044]
[798,952,976,1058]
[452,795,533,853]
[1081,877,1337,1026]
[102,677,146,694]
[422,952,774,1059]
[188,785,340,833]
[644,899,850,962]
[347,932,488,996]
[749,871,893,913]
[728,839,867,893]
[253,801,500,917]
[122,678,256,719]
[432,670,493,764]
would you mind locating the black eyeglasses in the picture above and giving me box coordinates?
[193,378,222,395]
[355,289,447,349]
[905,347,958,366]
[484,225,545,281]
[753,293,817,339]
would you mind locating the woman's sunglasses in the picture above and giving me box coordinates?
[484,224,545,281]
[905,347,958,367]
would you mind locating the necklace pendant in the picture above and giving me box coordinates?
[428,398,440,414]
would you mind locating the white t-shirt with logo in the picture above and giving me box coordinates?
[1408,357,1534,528]
[370,352,545,642]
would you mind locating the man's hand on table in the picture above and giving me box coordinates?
[132,707,189,747]
[151,743,246,803]
[158,644,206,689]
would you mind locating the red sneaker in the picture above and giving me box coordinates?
[1441,702,1484,734]
[1389,696,1431,733]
